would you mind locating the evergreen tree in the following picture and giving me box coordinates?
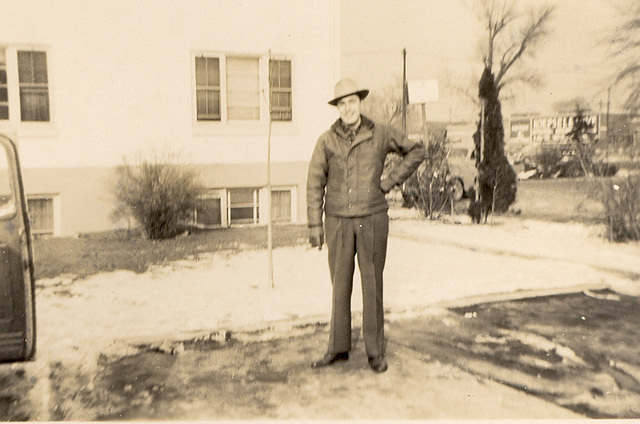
[565,108,596,177]
[468,68,517,223]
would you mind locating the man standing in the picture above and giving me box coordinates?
[307,79,425,373]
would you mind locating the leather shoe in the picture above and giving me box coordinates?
[311,351,349,368]
[368,356,388,373]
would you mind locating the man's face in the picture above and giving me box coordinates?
[336,94,361,127]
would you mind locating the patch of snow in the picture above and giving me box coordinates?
[34,216,640,365]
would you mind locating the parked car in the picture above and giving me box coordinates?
[518,153,619,180]
[0,134,36,362]
[447,146,476,201]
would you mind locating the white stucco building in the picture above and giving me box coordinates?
[0,0,340,236]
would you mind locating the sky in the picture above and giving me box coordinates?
[340,0,623,122]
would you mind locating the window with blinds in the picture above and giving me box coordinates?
[229,187,259,224]
[269,60,292,121]
[195,56,221,121]
[27,197,54,235]
[194,54,293,124]
[271,189,291,222]
[226,57,260,121]
[17,51,50,122]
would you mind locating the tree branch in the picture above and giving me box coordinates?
[495,6,555,89]
[483,0,516,71]
[610,1,640,111]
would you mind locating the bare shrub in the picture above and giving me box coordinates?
[592,175,640,242]
[402,130,454,219]
[112,151,204,240]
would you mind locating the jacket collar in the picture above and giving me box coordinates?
[331,115,375,141]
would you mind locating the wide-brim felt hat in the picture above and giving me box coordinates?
[328,78,369,106]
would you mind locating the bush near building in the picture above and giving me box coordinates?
[112,152,204,240]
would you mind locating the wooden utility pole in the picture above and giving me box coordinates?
[266,50,274,288]
[477,99,485,203]
[606,86,611,143]
[402,48,407,135]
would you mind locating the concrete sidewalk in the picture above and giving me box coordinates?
[390,216,640,279]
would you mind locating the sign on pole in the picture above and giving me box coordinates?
[407,79,439,104]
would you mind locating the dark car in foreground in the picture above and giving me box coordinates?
[0,134,36,362]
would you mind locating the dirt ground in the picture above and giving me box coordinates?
[4,289,640,420]
[407,290,640,419]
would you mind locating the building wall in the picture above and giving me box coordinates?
[22,166,116,236]
[0,0,340,236]
[22,161,309,236]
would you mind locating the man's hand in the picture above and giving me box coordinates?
[380,178,396,194]
[309,225,324,250]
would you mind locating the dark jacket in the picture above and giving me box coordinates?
[306,115,425,226]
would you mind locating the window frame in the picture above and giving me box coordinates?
[193,186,296,228]
[26,194,58,236]
[269,59,292,122]
[226,56,261,121]
[194,56,222,121]
[270,187,294,223]
[17,50,50,122]
[193,189,227,228]
[228,187,260,225]
[0,46,56,136]
[192,52,294,128]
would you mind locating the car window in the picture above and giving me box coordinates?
[449,148,469,158]
[0,146,14,210]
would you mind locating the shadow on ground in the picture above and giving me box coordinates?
[396,288,640,418]
[3,289,640,420]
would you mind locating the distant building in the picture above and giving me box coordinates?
[0,0,340,236]
[507,112,639,160]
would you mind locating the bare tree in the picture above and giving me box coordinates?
[447,1,554,113]
[445,70,482,110]
[475,0,555,96]
[465,0,554,223]
[610,0,640,112]
[361,79,424,133]
[361,78,404,131]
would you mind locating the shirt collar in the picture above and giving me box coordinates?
[332,115,375,141]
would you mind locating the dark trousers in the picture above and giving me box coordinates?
[324,211,389,359]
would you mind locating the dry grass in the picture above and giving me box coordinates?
[33,224,308,281]
[511,177,605,223]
